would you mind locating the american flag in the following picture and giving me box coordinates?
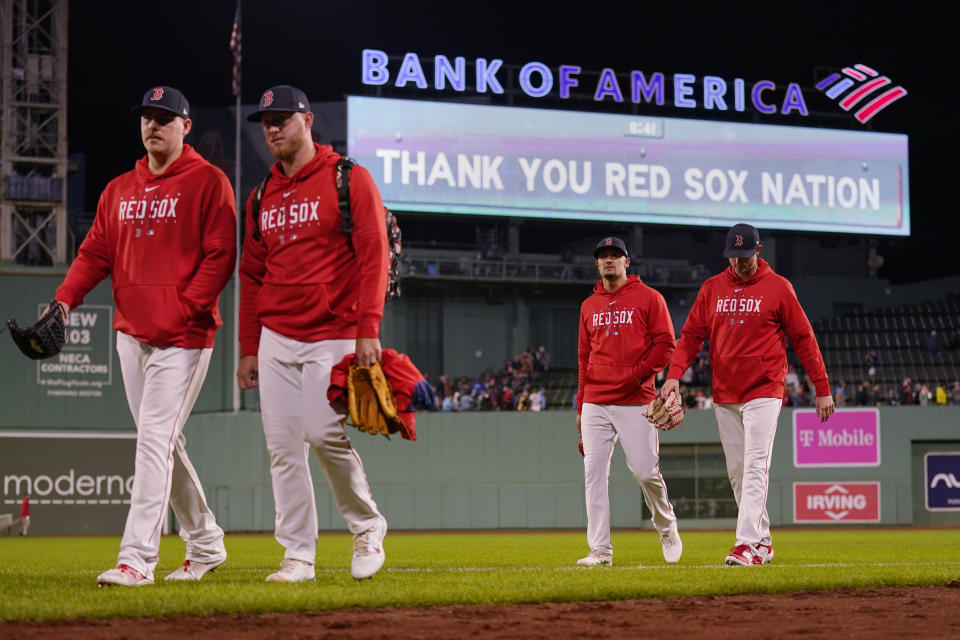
[229,2,242,97]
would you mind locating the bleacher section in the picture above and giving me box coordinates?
[400,248,708,289]
[538,367,579,410]
[809,294,960,387]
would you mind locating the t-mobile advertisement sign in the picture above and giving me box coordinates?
[924,452,960,511]
[794,482,881,523]
[793,408,880,467]
[0,432,135,535]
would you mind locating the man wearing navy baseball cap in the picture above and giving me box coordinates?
[131,86,193,174]
[575,235,682,568]
[53,85,236,586]
[238,84,391,583]
[663,222,833,567]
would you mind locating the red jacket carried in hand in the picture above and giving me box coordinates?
[56,145,237,348]
[239,144,388,356]
[577,275,676,412]
[668,258,829,404]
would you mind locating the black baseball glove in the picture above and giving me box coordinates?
[7,300,66,360]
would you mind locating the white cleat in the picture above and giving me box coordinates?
[753,543,774,565]
[97,564,154,587]
[576,550,613,567]
[351,517,387,579]
[165,558,225,581]
[660,527,682,564]
[266,558,316,583]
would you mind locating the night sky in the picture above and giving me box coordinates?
[66,2,954,284]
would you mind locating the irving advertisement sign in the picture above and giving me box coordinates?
[794,482,881,523]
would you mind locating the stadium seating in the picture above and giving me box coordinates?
[804,293,960,388]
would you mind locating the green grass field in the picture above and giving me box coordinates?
[1,529,958,622]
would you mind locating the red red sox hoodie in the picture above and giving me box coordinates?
[667,258,829,404]
[56,145,237,348]
[577,275,676,412]
[238,144,388,356]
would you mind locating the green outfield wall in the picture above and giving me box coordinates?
[2,271,959,535]
[4,407,957,535]
[178,408,959,533]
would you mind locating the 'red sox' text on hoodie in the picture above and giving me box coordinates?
[56,145,237,349]
[667,258,829,404]
[238,144,389,356]
[577,275,676,412]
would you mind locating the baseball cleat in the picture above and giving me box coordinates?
[266,558,316,583]
[165,558,225,581]
[351,517,387,579]
[97,564,154,587]
[660,527,682,563]
[576,549,613,566]
[725,544,755,566]
[753,543,774,565]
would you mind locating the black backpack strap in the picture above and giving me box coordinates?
[250,172,271,242]
[336,156,356,252]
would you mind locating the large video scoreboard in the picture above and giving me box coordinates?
[347,96,909,236]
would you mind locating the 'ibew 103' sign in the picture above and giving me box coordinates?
[362,50,907,125]
[36,305,113,399]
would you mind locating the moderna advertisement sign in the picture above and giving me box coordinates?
[794,482,881,523]
[924,452,960,512]
[793,408,880,467]
[1,432,135,535]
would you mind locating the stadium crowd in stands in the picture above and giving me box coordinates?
[432,346,552,412]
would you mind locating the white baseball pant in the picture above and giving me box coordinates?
[581,402,677,556]
[258,327,382,563]
[714,397,782,547]
[116,331,226,577]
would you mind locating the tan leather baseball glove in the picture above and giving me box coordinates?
[346,361,407,437]
[648,390,686,431]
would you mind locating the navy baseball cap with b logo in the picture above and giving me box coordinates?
[594,236,628,258]
[723,223,760,258]
[132,86,190,119]
[247,85,311,122]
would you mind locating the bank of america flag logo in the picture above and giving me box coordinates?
[816,64,907,124]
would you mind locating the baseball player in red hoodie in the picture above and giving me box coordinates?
[237,86,389,582]
[576,237,682,567]
[662,223,834,566]
[54,86,236,586]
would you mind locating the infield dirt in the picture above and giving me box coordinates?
[3,584,959,639]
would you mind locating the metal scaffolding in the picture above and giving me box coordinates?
[0,0,68,266]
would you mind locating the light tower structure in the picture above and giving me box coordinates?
[0,0,68,266]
